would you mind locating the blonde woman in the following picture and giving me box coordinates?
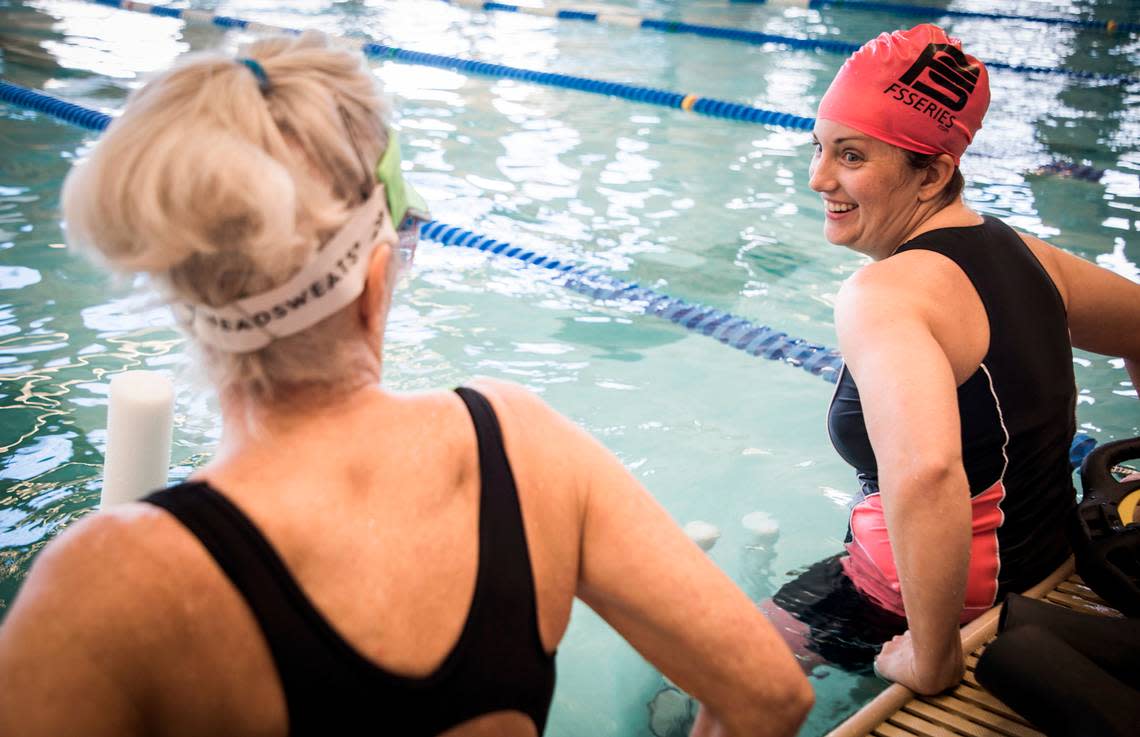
[0,34,811,737]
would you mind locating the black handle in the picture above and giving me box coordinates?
[1079,437,1140,504]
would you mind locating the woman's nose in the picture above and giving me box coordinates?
[808,155,832,193]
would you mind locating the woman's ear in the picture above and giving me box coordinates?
[917,153,957,203]
[359,241,394,335]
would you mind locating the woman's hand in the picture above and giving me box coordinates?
[874,630,964,695]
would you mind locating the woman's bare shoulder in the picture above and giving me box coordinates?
[838,252,952,319]
[840,247,981,326]
[9,503,201,627]
[461,378,588,493]
[0,502,211,734]
[463,377,551,417]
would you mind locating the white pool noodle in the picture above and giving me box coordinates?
[100,371,174,507]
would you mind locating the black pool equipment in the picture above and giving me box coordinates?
[1070,436,1140,616]
[975,594,1140,737]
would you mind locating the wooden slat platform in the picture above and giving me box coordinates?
[826,560,1123,737]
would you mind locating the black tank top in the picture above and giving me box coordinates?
[828,216,1077,595]
[143,387,556,736]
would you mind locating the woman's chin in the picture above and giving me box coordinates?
[821,226,850,247]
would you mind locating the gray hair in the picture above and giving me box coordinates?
[62,32,391,403]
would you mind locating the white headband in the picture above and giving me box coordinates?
[172,185,387,353]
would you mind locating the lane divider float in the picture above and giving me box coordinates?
[443,0,1135,83]
[88,0,816,130]
[734,0,1138,35]
[0,79,1105,465]
[0,80,840,379]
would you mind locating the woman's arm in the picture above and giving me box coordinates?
[1023,236,1140,392]
[573,426,814,736]
[834,266,971,695]
[475,380,813,737]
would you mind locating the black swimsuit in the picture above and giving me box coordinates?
[774,217,1077,670]
[143,387,556,736]
[829,216,1077,605]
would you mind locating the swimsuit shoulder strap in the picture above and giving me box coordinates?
[452,386,543,647]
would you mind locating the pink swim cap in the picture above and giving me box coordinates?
[817,24,989,165]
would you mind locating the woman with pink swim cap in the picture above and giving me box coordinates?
[764,24,1140,695]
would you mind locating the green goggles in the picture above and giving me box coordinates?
[376,132,429,233]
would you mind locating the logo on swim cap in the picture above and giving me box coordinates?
[897,44,981,112]
[881,43,982,133]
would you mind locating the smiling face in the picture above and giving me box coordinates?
[808,119,929,260]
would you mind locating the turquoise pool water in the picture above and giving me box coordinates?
[1,0,1138,733]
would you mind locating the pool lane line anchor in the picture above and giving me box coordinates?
[0,79,1109,471]
[441,0,1136,83]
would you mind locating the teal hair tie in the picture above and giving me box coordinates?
[238,58,270,93]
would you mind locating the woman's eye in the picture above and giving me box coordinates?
[842,151,862,163]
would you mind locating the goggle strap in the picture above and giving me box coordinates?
[376,132,429,226]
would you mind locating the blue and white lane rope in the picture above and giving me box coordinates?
[0,80,841,381]
[88,0,815,130]
[736,0,1139,35]
[444,0,1134,83]
[0,79,1105,466]
[419,220,845,382]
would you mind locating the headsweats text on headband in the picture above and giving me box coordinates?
[816,24,990,165]
[173,185,387,354]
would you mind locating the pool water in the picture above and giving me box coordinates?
[1,0,1138,734]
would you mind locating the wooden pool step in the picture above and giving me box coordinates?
[827,560,1123,737]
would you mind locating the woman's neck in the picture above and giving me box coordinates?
[888,199,983,259]
[213,373,386,456]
